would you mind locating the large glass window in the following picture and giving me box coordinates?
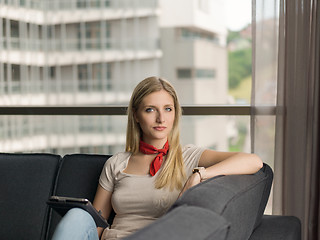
[0,115,249,154]
[0,0,254,155]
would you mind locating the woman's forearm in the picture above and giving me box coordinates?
[203,153,263,179]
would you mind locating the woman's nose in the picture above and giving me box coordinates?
[156,111,165,123]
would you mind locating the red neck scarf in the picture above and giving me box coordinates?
[139,139,169,176]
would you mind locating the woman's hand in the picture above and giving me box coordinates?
[178,173,201,198]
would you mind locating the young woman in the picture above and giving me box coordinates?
[52,76,263,240]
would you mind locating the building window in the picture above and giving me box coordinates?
[10,20,19,49]
[77,0,86,8]
[78,64,88,91]
[49,67,56,79]
[177,68,192,79]
[2,19,6,37]
[78,64,88,80]
[196,69,216,79]
[11,64,20,81]
[179,28,218,43]
[85,22,101,49]
[177,68,216,79]
[10,20,19,38]
[105,63,112,90]
[3,64,8,82]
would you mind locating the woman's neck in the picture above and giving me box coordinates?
[141,138,168,149]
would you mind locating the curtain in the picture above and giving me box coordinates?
[251,0,280,214]
[252,0,320,239]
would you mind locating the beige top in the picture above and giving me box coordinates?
[99,144,205,240]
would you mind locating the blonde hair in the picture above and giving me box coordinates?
[126,76,186,190]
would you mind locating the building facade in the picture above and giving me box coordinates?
[159,0,229,150]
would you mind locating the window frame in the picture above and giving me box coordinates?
[0,105,275,116]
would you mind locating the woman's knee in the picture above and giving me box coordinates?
[66,208,91,220]
[52,208,98,240]
[62,208,94,227]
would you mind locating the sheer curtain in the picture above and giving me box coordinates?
[252,0,320,239]
[251,0,280,214]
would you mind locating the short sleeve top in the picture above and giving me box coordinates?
[99,144,205,240]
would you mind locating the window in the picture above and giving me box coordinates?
[196,69,216,79]
[49,67,56,79]
[11,64,20,81]
[85,22,101,49]
[179,28,218,43]
[0,0,254,156]
[177,68,192,79]
[177,68,216,79]
[78,64,88,91]
[10,20,19,49]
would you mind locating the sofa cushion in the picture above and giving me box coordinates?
[0,153,61,240]
[172,163,273,240]
[47,154,110,240]
[124,205,230,240]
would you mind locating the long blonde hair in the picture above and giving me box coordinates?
[126,76,186,190]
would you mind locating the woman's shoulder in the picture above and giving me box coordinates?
[182,144,196,151]
[182,144,206,161]
[182,144,205,154]
[104,151,131,168]
[107,152,131,163]
[181,144,206,173]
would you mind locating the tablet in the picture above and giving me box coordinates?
[47,196,109,228]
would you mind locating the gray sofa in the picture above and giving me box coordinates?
[0,153,301,240]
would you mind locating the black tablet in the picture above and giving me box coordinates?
[47,196,109,228]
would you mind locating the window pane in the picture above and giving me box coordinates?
[0,116,127,155]
[181,116,250,152]
[1,0,251,105]
[0,0,253,154]
[0,115,250,154]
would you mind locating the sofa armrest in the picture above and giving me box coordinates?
[124,205,230,240]
[171,163,273,240]
[249,215,301,240]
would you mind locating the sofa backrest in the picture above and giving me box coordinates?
[172,163,273,240]
[0,153,61,240]
[46,154,110,240]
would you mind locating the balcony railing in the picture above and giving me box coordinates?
[0,0,158,11]
[1,37,160,52]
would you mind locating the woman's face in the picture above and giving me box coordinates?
[135,89,175,147]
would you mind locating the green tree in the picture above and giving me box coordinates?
[228,48,252,89]
[227,30,241,44]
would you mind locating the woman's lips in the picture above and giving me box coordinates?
[153,126,166,131]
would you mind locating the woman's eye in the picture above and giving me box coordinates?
[165,107,172,112]
[145,108,154,112]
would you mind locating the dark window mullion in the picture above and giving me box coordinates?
[0,106,275,116]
